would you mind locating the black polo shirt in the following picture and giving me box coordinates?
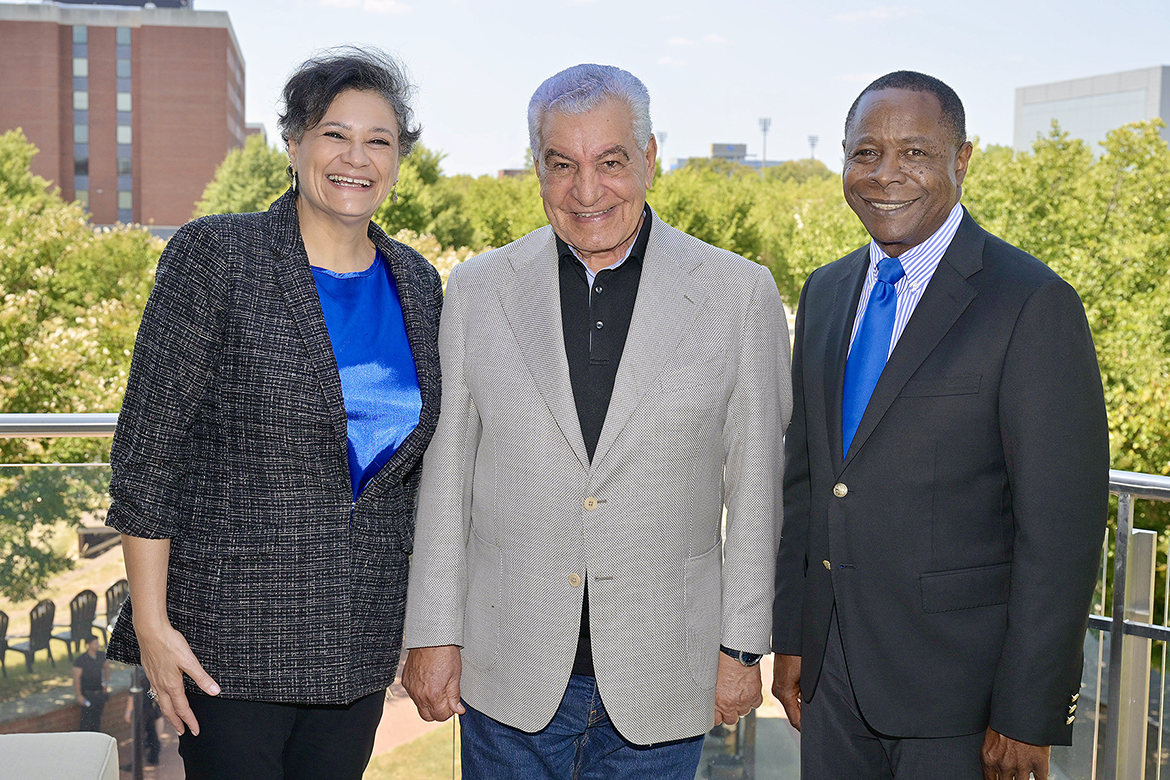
[557,206,652,676]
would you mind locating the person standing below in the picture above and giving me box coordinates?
[402,63,790,780]
[772,70,1110,780]
[73,635,110,732]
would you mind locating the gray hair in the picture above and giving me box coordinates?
[278,46,422,158]
[527,64,652,174]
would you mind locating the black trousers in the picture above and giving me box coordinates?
[79,689,107,732]
[178,690,384,780]
[801,610,986,780]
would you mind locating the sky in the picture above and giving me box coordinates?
[61,0,1170,175]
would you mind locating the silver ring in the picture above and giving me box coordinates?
[146,689,158,701]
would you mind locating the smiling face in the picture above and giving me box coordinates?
[538,99,657,270]
[842,88,972,257]
[288,88,401,229]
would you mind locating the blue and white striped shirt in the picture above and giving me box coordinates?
[847,202,965,359]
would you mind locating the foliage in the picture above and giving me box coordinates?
[0,129,160,599]
[194,133,289,218]
[964,121,1170,491]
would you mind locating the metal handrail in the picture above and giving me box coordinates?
[1111,469,1170,502]
[0,413,118,438]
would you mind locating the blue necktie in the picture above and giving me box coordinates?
[842,257,905,456]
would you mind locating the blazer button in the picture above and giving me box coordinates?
[833,483,848,498]
[569,573,582,587]
[1069,703,1077,714]
[1066,715,1075,725]
[1071,692,1080,703]
[823,560,831,571]
[584,497,598,510]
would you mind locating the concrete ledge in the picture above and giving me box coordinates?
[0,731,119,780]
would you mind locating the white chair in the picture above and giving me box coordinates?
[0,732,119,780]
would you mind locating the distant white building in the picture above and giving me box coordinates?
[1014,66,1170,154]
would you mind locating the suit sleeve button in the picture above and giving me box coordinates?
[584,497,598,510]
[823,560,831,570]
[569,573,582,587]
[1067,715,1075,724]
[833,483,848,497]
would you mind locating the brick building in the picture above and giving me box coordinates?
[0,0,245,229]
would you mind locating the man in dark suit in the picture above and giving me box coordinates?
[771,70,1109,780]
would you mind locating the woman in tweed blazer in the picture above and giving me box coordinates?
[105,49,441,779]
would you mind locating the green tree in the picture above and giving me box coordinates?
[194,133,288,217]
[0,130,159,599]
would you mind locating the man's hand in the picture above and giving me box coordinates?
[771,653,802,731]
[714,651,763,726]
[402,645,466,722]
[981,728,1050,780]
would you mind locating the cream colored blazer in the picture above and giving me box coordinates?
[404,211,791,744]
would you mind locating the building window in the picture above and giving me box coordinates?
[73,58,88,78]
[74,125,88,144]
[76,190,89,208]
[116,92,132,112]
[116,27,131,45]
[117,125,132,145]
[117,59,131,79]
[118,192,133,210]
[73,26,86,44]
[118,157,132,175]
[73,91,88,111]
[74,157,88,176]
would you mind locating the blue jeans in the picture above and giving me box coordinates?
[459,674,705,780]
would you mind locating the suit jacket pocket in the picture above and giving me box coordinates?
[919,561,1011,613]
[462,527,503,673]
[901,374,982,397]
[684,541,723,689]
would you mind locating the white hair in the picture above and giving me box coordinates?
[527,64,652,175]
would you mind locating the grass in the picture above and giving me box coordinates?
[0,523,127,704]
[363,720,459,780]
[0,651,74,702]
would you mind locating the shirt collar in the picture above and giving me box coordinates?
[556,204,652,274]
[866,201,965,289]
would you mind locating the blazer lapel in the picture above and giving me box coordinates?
[360,224,442,491]
[498,228,590,470]
[843,213,984,466]
[267,194,350,466]
[823,248,869,470]
[591,216,709,469]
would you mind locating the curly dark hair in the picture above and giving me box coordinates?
[278,46,422,158]
[845,70,966,149]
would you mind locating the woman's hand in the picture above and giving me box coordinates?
[121,534,220,736]
[135,622,220,736]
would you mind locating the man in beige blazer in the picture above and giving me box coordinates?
[402,63,791,780]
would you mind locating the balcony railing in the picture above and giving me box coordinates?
[3,413,1168,779]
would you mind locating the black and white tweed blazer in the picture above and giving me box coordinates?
[106,189,442,705]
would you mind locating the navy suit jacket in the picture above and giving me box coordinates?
[773,209,1109,745]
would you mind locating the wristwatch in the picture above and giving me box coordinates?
[719,645,763,667]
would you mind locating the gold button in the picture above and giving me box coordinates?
[833,483,848,498]
[1066,715,1075,725]
[823,560,831,571]
[1069,703,1077,714]
[584,497,598,510]
[569,573,582,587]
[1071,693,1079,703]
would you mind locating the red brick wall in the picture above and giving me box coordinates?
[87,24,118,225]
[137,25,242,226]
[0,20,66,190]
[0,688,131,741]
